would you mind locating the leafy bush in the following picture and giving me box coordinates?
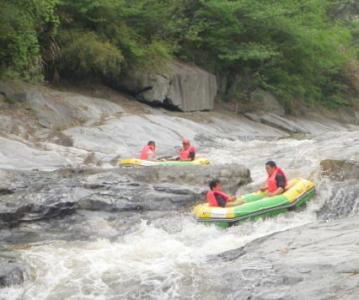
[0,2,42,80]
[57,31,124,79]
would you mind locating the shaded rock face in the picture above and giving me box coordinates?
[119,61,217,111]
[0,164,250,227]
[317,178,359,220]
[197,216,359,300]
[317,159,359,220]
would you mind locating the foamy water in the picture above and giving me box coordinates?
[2,130,359,299]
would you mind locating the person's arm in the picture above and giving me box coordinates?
[267,187,284,197]
[147,151,156,161]
[218,192,237,207]
[188,150,195,161]
[260,185,268,192]
[215,194,226,208]
[226,195,247,207]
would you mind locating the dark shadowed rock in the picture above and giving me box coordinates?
[119,61,217,112]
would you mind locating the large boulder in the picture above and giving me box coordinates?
[120,61,217,112]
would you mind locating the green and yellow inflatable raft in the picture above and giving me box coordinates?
[193,178,315,228]
[119,157,209,167]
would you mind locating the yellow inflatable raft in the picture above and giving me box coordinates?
[193,178,315,227]
[119,157,210,167]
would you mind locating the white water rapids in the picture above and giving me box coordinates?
[2,129,359,300]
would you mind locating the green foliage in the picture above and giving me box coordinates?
[57,31,124,79]
[0,0,60,80]
[57,0,174,73]
[173,0,353,105]
[0,0,356,107]
[0,1,40,80]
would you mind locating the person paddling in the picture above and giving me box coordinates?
[178,138,196,161]
[260,161,288,197]
[140,141,156,161]
[207,179,239,207]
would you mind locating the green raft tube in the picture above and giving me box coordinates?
[192,178,315,228]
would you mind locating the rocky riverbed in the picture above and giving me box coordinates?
[0,81,359,299]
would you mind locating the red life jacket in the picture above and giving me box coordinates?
[267,167,288,193]
[179,146,196,160]
[207,191,230,207]
[140,145,155,160]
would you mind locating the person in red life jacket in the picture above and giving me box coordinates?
[207,179,238,207]
[140,141,156,161]
[260,161,288,197]
[178,138,196,161]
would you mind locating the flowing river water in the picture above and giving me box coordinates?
[1,129,359,300]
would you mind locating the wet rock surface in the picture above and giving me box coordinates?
[0,82,123,130]
[245,112,308,134]
[120,164,251,192]
[0,164,250,227]
[206,216,359,300]
[317,160,359,220]
[1,81,359,297]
